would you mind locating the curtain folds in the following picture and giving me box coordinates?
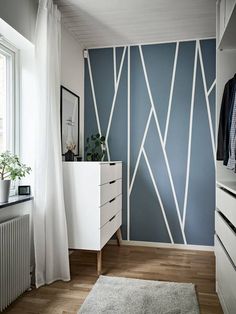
[33,0,70,288]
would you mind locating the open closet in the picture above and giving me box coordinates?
[216,0,236,313]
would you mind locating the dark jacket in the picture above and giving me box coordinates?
[217,75,236,165]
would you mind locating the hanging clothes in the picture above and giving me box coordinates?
[227,87,236,171]
[217,74,236,165]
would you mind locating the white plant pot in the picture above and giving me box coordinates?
[0,180,11,203]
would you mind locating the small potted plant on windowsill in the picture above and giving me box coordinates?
[0,151,31,203]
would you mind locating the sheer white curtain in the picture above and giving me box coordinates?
[33,0,70,288]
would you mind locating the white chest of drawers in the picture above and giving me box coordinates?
[63,161,122,274]
[215,182,236,314]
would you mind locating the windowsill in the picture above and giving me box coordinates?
[0,195,33,209]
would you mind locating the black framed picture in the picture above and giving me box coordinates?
[18,185,31,195]
[60,86,80,156]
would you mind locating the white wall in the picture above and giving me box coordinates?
[61,26,84,157]
[0,0,38,42]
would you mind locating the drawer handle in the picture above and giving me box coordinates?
[109,215,116,222]
[109,197,116,203]
[109,163,116,166]
[109,180,116,184]
[220,187,236,198]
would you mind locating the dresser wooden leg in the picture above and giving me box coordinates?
[115,228,122,246]
[97,251,102,275]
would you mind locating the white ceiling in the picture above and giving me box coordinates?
[55,0,216,48]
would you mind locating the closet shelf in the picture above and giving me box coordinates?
[217,181,236,196]
[218,3,236,50]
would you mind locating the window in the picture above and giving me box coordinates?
[0,41,17,154]
[0,40,19,195]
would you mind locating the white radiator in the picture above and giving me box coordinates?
[0,215,30,311]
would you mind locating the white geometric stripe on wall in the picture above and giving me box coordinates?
[85,38,216,246]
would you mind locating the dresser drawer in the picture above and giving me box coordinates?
[100,162,122,185]
[215,236,236,314]
[100,179,122,206]
[215,210,236,266]
[100,211,121,249]
[216,187,236,227]
[100,194,122,227]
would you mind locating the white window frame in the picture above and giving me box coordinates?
[0,39,20,195]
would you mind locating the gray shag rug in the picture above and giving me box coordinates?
[78,276,200,314]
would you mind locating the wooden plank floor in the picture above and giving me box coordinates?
[5,244,223,314]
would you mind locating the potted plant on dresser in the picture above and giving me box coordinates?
[85,134,106,161]
[0,151,31,203]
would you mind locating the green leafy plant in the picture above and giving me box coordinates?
[0,151,31,180]
[85,134,106,161]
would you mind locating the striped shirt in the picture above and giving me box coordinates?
[227,87,236,171]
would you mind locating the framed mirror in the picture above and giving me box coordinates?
[60,86,80,157]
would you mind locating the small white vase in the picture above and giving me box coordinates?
[0,180,11,203]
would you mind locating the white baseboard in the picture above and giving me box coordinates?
[108,239,214,252]
[216,282,229,314]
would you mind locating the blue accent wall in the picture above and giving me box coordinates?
[84,39,216,246]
